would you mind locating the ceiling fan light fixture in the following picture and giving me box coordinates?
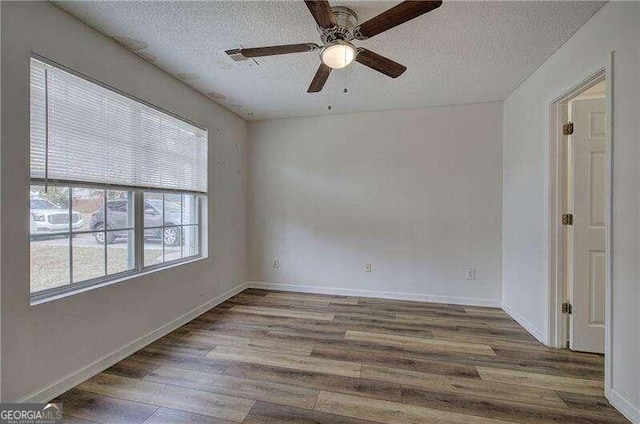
[320,41,356,69]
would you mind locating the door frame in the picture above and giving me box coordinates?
[547,52,613,395]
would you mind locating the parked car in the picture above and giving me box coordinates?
[30,197,84,235]
[90,199,182,245]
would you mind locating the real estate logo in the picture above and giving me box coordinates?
[0,403,62,424]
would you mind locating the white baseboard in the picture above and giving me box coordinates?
[246,281,501,308]
[17,282,249,403]
[609,389,640,424]
[501,300,546,344]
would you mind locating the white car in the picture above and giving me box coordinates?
[30,198,84,235]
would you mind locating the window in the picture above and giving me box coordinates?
[142,192,199,266]
[29,56,208,301]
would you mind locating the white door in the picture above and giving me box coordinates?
[569,97,606,353]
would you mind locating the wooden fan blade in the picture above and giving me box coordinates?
[355,49,407,78]
[308,63,332,93]
[304,0,337,29]
[354,1,442,40]
[236,43,319,58]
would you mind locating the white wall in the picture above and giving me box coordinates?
[0,2,248,401]
[248,102,503,306]
[502,2,639,421]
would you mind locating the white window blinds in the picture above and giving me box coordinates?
[30,58,208,193]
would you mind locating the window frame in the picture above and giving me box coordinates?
[30,182,205,304]
[29,54,208,304]
[141,192,202,271]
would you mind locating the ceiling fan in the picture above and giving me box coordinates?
[225,0,442,93]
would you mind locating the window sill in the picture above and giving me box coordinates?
[30,255,206,306]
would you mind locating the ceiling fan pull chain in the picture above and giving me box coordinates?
[327,77,333,111]
[343,50,348,93]
[343,60,349,94]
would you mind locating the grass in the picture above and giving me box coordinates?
[30,243,132,293]
[31,236,187,293]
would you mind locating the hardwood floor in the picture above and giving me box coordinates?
[55,289,629,423]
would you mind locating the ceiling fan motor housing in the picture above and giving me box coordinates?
[319,6,358,43]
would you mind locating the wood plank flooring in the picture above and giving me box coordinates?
[55,289,629,424]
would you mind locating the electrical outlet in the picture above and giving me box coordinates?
[465,269,476,280]
[365,264,372,273]
[273,258,280,269]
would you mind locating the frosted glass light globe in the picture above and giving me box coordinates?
[321,42,356,69]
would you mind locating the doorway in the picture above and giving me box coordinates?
[547,57,612,370]
[565,80,606,353]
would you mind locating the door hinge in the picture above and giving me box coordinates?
[563,122,574,135]
[562,213,573,225]
[562,302,573,315]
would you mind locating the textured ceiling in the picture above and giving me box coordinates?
[54,1,605,121]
